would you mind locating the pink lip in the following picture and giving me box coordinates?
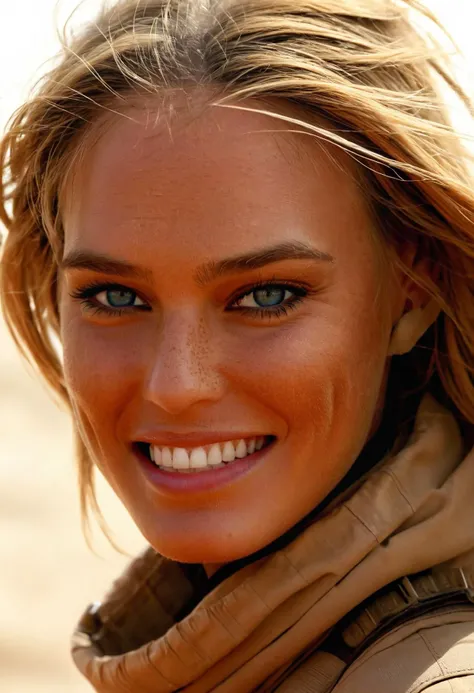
[135,439,275,495]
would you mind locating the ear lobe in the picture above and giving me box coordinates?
[388,300,440,356]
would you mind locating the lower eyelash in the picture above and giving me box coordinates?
[232,294,305,319]
[79,301,128,317]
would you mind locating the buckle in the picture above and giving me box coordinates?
[397,569,474,607]
[459,568,474,603]
[397,576,420,606]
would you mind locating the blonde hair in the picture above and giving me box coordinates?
[1,0,473,545]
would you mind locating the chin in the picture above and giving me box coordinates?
[143,520,269,566]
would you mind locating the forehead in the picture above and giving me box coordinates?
[62,97,373,261]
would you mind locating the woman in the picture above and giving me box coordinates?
[1,0,474,689]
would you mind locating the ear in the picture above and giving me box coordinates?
[388,245,440,357]
[388,301,440,356]
[394,243,439,309]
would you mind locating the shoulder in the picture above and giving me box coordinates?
[332,607,474,693]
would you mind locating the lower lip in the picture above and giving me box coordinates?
[137,441,274,495]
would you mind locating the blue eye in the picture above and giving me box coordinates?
[230,283,308,318]
[70,282,149,315]
[96,288,145,308]
[236,286,293,309]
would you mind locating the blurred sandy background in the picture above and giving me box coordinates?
[0,1,473,691]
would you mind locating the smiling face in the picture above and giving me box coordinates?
[59,98,401,566]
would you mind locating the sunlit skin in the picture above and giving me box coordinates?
[59,97,407,574]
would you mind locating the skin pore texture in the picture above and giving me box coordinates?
[59,96,406,575]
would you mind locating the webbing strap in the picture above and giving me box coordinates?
[340,565,474,653]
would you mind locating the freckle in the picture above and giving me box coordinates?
[187,320,220,388]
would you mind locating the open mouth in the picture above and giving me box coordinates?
[135,435,276,473]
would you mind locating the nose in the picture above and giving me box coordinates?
[142,312,226,415]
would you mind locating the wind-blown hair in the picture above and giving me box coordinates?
[1,0,473,544]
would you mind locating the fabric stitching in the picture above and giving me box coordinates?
[246,581,273,613]
[173,622,212,663]
[145,641,182,689]
[350,608,474,671]
[418,631,445,673]
[280,552,312,588]
[409,669,474,693]
[349,632,440,688]
[101,553,172,621]
[209,608,240,642]
[337,614,474,685]
[342,504,379,542]
[382,468,416,513]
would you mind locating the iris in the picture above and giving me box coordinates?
[253,287,286,307]
[105,289,137,307]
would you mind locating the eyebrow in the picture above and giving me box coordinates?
[60,252,154,282]
[60,241,334,285]
[194,241,334,286]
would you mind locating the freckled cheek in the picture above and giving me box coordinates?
[61,317,146,434]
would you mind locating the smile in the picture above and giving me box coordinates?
[139,436,275,473]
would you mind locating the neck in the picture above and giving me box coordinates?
[203,563,223,578]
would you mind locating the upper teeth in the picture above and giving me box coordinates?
[149,436,266,471]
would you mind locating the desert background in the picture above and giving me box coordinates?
[1,1,473,691]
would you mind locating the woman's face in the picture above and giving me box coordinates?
[60,99,401,565]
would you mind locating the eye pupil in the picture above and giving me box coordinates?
[106,289,135,307]
[253,287,285,307]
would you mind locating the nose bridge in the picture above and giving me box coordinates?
[144,311,222,413]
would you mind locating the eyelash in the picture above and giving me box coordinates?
[69,279,310,320]
[227,279,308,319]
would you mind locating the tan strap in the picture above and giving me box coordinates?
[340,565,474,653]
[75,548,207,657]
